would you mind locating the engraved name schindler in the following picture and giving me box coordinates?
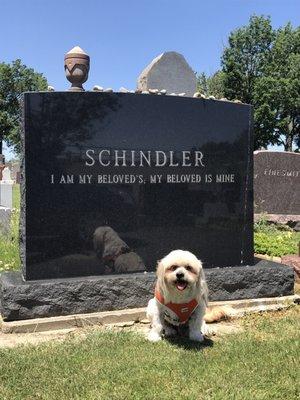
[85,149,205,167]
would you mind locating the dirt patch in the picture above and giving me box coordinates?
[0,319,243,348]
[0,328,76,348]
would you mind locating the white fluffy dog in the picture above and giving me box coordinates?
[147,250,209,342]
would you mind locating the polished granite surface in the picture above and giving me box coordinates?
[254,151,300,215]
[22,92,253,279]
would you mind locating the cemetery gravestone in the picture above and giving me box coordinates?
[21,92,254,280]
[254,151,300,221]
[137,52,197,96]
[0,51,294,321]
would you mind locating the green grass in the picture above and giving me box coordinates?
[0,184,20,272]
[0,188,299,399]
[0,307,299,400]
[254,231,300,257]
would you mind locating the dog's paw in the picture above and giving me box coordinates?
[164,326,177,337]
[148,330,162,342]
[189,331,204,342]
[201,321,214,337]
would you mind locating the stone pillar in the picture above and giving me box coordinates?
[0,154,5,181]
[0,167,13,208]
[0,167,13,235]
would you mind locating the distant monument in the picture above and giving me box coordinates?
[137,51,197,96]
[0,167,13,209]
[0,167,13,236]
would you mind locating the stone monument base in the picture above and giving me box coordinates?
[254,213,300,224]
[0,260,294,321]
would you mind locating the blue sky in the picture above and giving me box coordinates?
[1,0,299,158]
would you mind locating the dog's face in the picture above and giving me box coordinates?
[157,250,206,302]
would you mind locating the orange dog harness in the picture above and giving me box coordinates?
[155,286,199,326]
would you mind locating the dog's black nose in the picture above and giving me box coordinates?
[176,271,184,279]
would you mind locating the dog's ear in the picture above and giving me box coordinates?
[156,259,164,279]
[200,268,208,306]
[156,259,167,296]
[196,260,208,306]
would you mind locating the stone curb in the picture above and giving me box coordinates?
[254,213,300,223]
[255,253,282,263]
[1,295,298,334]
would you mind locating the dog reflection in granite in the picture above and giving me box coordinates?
[93,226,145,274]
[147,250,227,342]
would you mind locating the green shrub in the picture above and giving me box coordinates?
[254,224,300,257]
[254,214,300,257]
[254,230,300,257]
[254,215,293,234]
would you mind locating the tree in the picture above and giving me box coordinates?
[222,15,274,104]
[254,24,300,151]
[0,59,48,154]
[197,71,225,98]
[221,15,300,151]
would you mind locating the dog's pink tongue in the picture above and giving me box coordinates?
[176,282,187,291]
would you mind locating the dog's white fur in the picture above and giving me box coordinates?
[147,250,209,342]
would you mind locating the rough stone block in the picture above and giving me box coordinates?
[0,260,294,321]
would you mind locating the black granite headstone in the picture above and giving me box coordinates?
[22,92,253,280]
[254,151,300,215]
[0,92,295,321]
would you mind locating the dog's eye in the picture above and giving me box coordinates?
[185,265,192,272]
[169,265,178,271]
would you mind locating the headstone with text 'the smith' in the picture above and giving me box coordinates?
[254,151,300,223]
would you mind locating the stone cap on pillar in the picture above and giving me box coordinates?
[0,167,13,183]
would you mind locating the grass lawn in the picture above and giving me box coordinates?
[0,186,299,399]
[0,307,299,400]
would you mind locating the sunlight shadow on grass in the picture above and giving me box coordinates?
[165,336,214,351]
